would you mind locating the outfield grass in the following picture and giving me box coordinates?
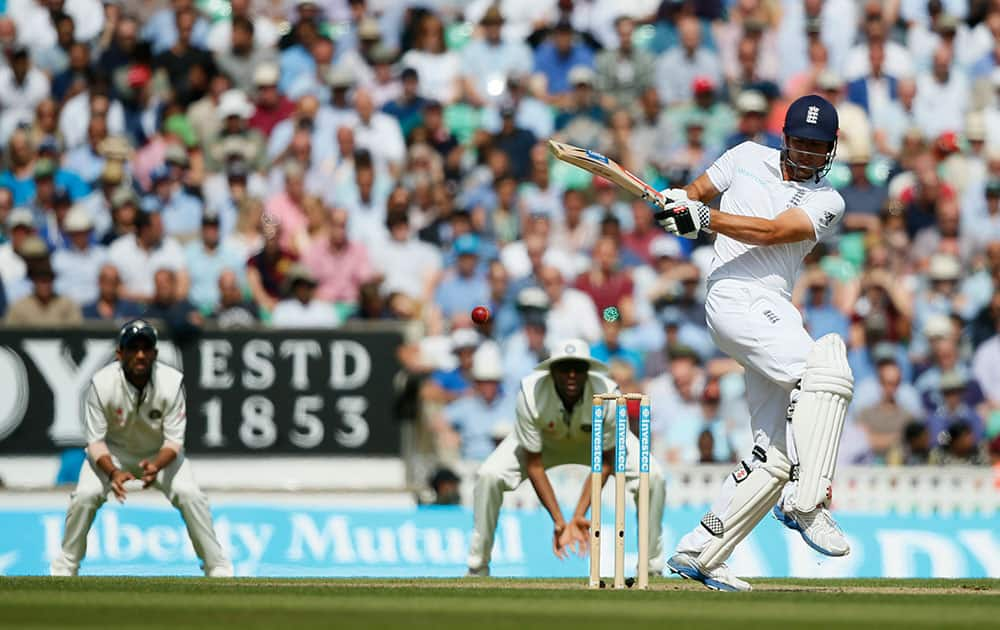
[0,577,996,630]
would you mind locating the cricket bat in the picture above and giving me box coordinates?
[547,139,697,232]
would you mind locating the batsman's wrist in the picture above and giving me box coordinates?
[698,204,712,233]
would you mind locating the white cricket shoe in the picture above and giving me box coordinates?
[49,556,77,576]
[465,565,490,577]
[667,552,751,592]
[206,564,234,577]
[773,504,850,557]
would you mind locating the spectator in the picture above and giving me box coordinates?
[839,146,888,231]
[81,263,143,321]
[930,420,990,465]
[502,301,549,394]
[574,236,635,324]
[436,343,513,462]
[374,202,442,303]
[594,16,655,111]
[795,269,849,340]
[153,8,213,97]
[400,13,461,104]
[914,323,977,413]
[460,7,533,108]
[143,268,203,342]
[145,153,204,242]
[481,73,554,143]
[270,263,340,328]
[213,16,277,94]
[539,264,601,344]
[434,234,489,321]
[926,371,985,441]
[4,253,81,327]
[184,210,246,313]
[647,344,706,464]
[533,20,595,101]
[846,38,899,116]
[353,88,406,177]
[141,0,209,56]
[591,316,644,378]
[854,355,920,463]
[51,206,107,306]
[901,421,932,465]
[552,66,606,149]
[247,64,294,137]
[302,207,373,307]
[724,90,780,150]
[0,208,37,300]
[247,223,297,313]
[207,89,266,171]
[381,68,428,140]
[550,188,598,256]
[914,46,968,139]
[491,103,537,181]
[107,209,188,303]
[425,328,480,404]
[0,47,50,139]
[661,116,718,188]
[211,269,258,329]
[657,16,722,106]
[205,0,278,55]
[426,467,461,505]
[816,70,873,161]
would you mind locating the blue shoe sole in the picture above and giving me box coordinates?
[772,505,843,557]
[666,558,741,592]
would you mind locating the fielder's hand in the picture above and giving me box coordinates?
[110,469,135,503]
[138,459,160,488]
[557,516,590,558]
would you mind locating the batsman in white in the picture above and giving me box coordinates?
[466,339,665,577]
[50,320,233,577]
[655,94,854,591]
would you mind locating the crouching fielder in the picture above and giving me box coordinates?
[50,320,233,577]
[655,95,854,591]
[466,339,665,577]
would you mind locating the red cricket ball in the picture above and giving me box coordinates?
[471,305,491,324]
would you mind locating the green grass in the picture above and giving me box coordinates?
[0,577,996,630]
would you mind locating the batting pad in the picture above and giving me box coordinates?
[697,447,791,570]
[791,334,854,513]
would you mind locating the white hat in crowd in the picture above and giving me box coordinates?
[471,342,504,381]
[217,90,254,120]
[450,328,480,352]
[650,235,682,259]
[63,205,94,232]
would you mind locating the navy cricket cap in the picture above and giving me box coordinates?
[783,95,838,143]
[118,319,158,349]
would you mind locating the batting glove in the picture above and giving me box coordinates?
[655,200,711,239]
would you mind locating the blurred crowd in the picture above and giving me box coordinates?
[0,0,998,485]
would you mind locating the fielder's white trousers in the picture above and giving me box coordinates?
[677,278,812,556]
[467,432,666,574]
[49,448,232,576]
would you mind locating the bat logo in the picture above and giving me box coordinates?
[584,149,610,164]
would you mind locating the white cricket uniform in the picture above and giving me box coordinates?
[50,361,232,576]
[675,141,845,556]
[467,370,666,573]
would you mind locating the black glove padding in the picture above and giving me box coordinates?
[655,204,699,234]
